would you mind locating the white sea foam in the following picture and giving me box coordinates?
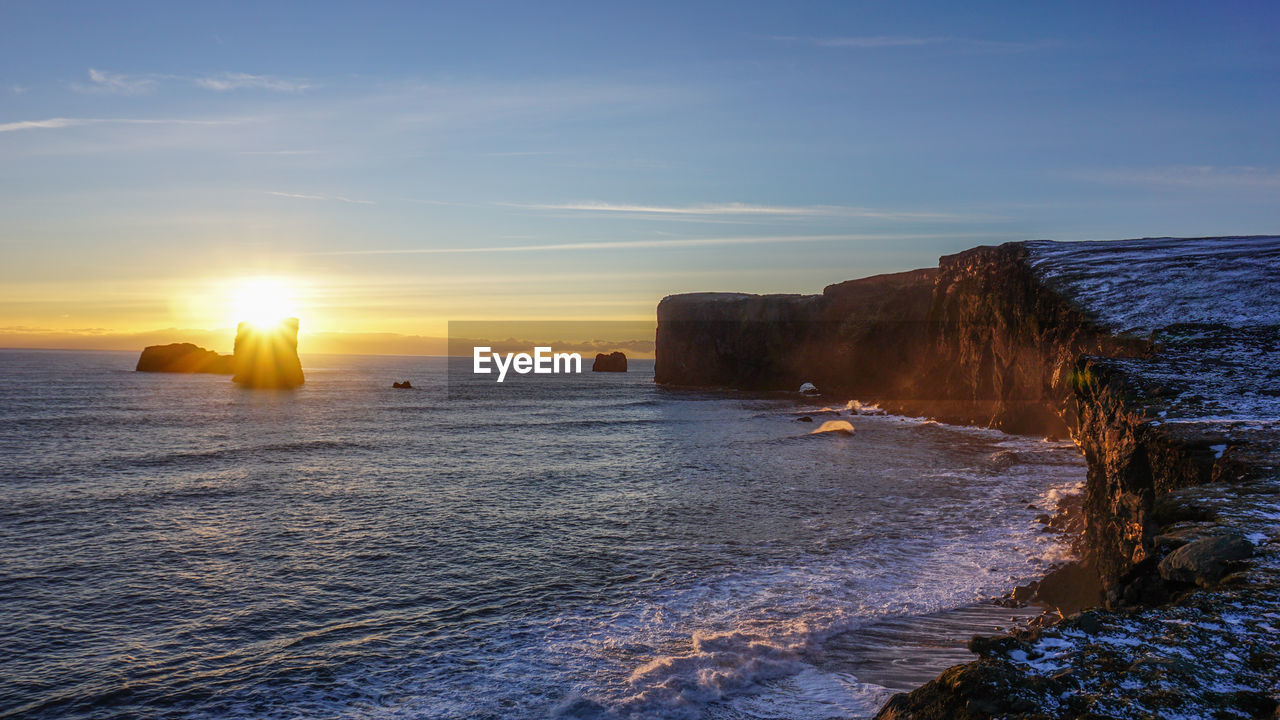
[547,425,1085,719]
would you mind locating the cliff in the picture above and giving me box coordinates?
[656,236,1280,718]
[655,268,936,402]
[135,342,234,374]
[232,318,305,389]
[655,255,1140,437]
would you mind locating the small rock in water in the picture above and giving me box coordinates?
[392,380,413,389]
[795,415,814,422]
[591,352,627,372]
[988,450,1018,469]
[798,382,819,395]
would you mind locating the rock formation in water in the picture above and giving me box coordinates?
[657,236,1280,719]
[591,351,627,372]
[135,343,234,374]
[232,318,305,389]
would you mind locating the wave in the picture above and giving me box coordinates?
[809,420,855,435]
[542,464,1084,720]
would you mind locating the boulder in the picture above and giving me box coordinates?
[1158,534,1253,587]
[232,318,305,389]
[1035,560,1103,614]
[393,380,413,389]
[876,658,1047,719]
[591,351,627,372]
[136,343,234,374]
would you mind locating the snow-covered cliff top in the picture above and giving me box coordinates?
[1027,236,1280,335]
[1029,237,1280,425]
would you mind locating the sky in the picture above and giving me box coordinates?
[2,1,1278,353]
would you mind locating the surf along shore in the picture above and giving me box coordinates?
[655,237,1280,719]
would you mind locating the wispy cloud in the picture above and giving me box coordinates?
[193,73,311,92]
[237,149,318,156]
[776,35,1056,53]
[0,117,85,132]
[504,201,983,221]
[77,68,159,95]
[314,231,1008,256]
[10,85,28,95]
[1075,166,1280,189]
[483,150,564,157]
[0,116,243,133]
[264,191,374,205]
[71,68,310,95]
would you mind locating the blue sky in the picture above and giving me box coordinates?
[2,1,1278,350]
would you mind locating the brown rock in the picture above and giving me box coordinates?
[591,351,627,372]
[1035,561,1103,614]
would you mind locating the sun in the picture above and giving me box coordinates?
[230,277,299,328]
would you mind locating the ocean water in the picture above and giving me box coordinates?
[0,350,1085,720]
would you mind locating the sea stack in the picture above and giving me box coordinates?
[232,317,305,388]
[136,343,234,374]
[591,351,627,372]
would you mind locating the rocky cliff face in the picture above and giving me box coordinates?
[657,236,1280,718]
[921,244,1144,436]
[655,247,1139,437]
[655,268,936,402]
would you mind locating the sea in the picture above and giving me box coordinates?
[0,350,1086,720]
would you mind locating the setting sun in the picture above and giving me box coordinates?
[230,277,299,327]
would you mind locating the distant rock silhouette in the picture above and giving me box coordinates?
[393,380,413,389]
[232,318,305,389]
[592,351,627,372]
[136,343,234,374]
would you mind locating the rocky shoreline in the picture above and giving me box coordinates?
[655,236,1280,718]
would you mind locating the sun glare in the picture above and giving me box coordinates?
[230,277,299,328]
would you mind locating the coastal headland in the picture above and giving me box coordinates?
[656,236,1280,718]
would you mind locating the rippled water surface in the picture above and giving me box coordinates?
[0,350,1085,719]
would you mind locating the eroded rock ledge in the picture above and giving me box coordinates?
[655,236,1280,718]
